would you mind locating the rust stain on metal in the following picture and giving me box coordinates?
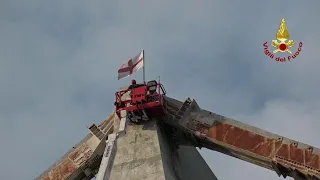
[39,142,93,180]
[69,143,93,167]
[42,160,77,180]
[203,121,320,176]
[38,145,92,180]
[275,143,320,171]
[305,148,320,170]
[206,121,274,157]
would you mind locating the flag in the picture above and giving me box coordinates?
[118,50,144,80]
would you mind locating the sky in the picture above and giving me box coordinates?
[1,0,320,180]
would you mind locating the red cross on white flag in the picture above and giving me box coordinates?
[118,50,144,80]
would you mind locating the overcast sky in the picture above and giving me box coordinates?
[1,0,320,180]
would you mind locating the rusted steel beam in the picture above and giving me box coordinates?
[192,114,320,179]
[164,97,320,180]
[42,160,77,180]
[38,142,94,180]
[68,143,94,167]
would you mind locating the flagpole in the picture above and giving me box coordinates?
[143,49,145,83]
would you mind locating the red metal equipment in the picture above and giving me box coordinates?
[114,80,167,123]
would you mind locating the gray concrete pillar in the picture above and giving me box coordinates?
[109,119,218,180]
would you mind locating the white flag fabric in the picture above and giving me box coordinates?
[118,51,144,80]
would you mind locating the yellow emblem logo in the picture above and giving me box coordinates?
[263,18,303,62]
[271,18,294,54]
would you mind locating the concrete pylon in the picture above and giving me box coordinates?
[109,119,218,180]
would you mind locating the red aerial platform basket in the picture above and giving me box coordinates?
[114,80,167,123]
